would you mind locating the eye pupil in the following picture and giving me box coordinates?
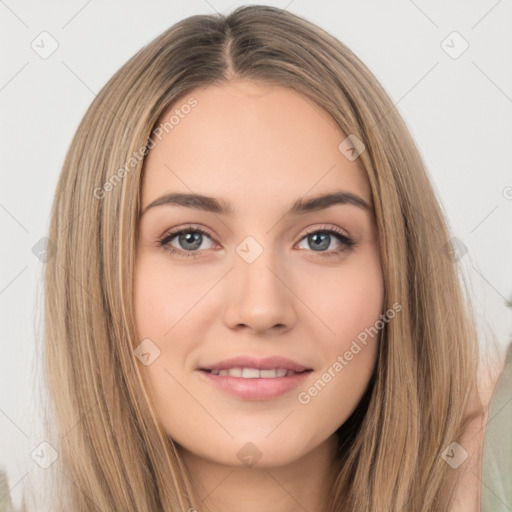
[179,232,202,250]
[309,232,330,251]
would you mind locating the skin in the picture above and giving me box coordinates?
[134,78,384,512]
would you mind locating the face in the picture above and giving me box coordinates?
[134,79,384,468]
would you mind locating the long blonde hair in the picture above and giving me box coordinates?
[33,5,480,511]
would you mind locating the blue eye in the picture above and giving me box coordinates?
[297,228,356,256]
[157,225,215,259]
[157,224,356,259]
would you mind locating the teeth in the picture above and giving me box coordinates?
[241,368,260,378]
[209,367,297,378]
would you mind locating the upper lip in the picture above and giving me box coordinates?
[199,356,312,373]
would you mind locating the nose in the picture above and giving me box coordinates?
[222,247,298,334]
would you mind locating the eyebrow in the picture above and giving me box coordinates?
[141,190,373,217]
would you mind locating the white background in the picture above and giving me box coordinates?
[1,0,511,508]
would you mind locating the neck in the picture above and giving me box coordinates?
[180,434,339,512]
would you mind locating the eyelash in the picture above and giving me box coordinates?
[156,224,356,260]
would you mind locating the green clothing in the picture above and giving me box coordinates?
[481,341,512,512]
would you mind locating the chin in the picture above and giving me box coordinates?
[177,429,329,469]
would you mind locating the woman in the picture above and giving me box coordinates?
[25,4,499,511]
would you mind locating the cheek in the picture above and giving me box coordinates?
[133,258,195,420]
[335,267,383,341]
[299,249,384,346]
[133,254,208,341]
[133,255,212,386]
[296,249,383,406]
[134,255,162,337]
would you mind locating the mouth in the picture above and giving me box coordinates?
[201,367,309,378]
[197,356,313,400]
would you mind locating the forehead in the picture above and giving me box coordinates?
[141,79,370,210]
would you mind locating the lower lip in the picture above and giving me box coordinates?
[198,370,312,400]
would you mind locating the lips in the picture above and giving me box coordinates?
[197,356,313,400]
[208,368,294,378]
[199,355,312,373]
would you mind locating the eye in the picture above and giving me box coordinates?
[157,225,217,259]
[157,224,356,259]
[296,225,356,257]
